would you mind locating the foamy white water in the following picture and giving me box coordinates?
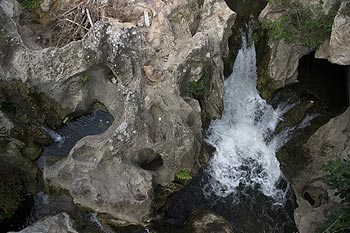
[205,35,292,201]
[40,126,64,143]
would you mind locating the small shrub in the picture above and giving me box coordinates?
[317,159,350,232]
[186,71,207,97]
[17,0,43,10]
[322,159,350,202]
[262,2,339,48]
[317,208,350,233]
[80,74,89,84]
[175,169,192,182]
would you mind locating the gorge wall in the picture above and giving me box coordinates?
[259,0,350,232]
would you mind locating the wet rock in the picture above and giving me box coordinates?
[9,212,78,233]
[188,210,233,233]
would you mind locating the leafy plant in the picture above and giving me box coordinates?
[317,159,350,232]
[80,74,89,84]
[262,2,339,48]
[317,208,350,233]
[17,0,44,10]
[175,169,192,182]
[322,159,350,202]
[186,71,207,97]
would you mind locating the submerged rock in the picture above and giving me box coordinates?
[188,210,233,233]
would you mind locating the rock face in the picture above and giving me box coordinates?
[9,213,78,233]
[258,2,312,98]
[316,1,350,65]
[258,0,350,98]
[0,0,235,224]
[258,39,311,98]
[259,1,350,232]
[292,107,350,233]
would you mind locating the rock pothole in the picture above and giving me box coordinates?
[132,148,164,171]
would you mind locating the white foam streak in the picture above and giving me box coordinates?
[40,126,64,143]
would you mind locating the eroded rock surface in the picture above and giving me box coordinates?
[0,0,235,224]
[292,107,350,233]
[9,213,78,233]
[316,1,350,65]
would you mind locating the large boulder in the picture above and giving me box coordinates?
[0,0,235,224]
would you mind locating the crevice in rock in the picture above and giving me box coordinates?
[303,192,316,206]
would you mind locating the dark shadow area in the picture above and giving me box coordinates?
[0,195,33,233]
[297,52,349,110]
[151,169,297,233]
[303,192,316,206]
[272,53,349,182]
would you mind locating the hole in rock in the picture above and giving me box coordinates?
[303,192,315,206]
[133,148,164,171]
[297,52,349,111]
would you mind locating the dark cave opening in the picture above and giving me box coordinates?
[297,52,349,111]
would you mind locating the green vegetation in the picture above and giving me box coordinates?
[175,169,192,182]
[0,208,11,221]
[80,73,89,84]
[186,71,207,97]
[17,0,44,10]
[317,159,350,232]
[262,2,339,48]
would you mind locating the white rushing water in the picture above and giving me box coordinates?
[205,34,297,202]
[40,126,64,143]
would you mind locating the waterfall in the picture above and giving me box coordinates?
[204,31,297,202]
[39,125,64,144]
